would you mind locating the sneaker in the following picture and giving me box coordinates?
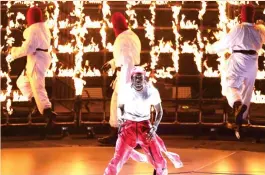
[98,127,118,145]
[43,108,57,128]
[233,101,247,125]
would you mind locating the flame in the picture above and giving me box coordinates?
[203,60,219,77]
[172,5,182,73]
[153,39,174,53]
[106,42,113,52]
[87,1,102,4]
[144,2,157,70]
[100,2,111,48]
[58,43,74,53]
[102,1,112,27]
[12,91,28,102]
[227,1,247,5]
[83,38,100,52]
[13,1,35,6]
[251,90,265,104]
[204,1,228,78]
[84,16,101,28]
[126,2,139,29]
[59,18,70,29]
[143,20,155,45]
[6,99,13,115]
[70,1,86,95]
[45,1,60,77]
[198,1,207,20]
[0,92,7,102]
[154,67,174,79]
[13,12,25,28]
[73,77,86,96]
[1,1,265,104]
[180,14,198,29]
[141,1,168,5]
[3,1,14,114]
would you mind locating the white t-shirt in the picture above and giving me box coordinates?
[118,83,161,121]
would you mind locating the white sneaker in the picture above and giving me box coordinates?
[235,130,240,140]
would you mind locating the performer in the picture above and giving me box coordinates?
[98,12,141,144]
[10,7,57,126]
[104,67,183,175]
[210,4,265,139]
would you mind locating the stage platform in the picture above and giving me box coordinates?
[1,135,265,175]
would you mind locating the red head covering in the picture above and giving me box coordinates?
[131,66,146,77]
[26,7,43,26]
[241,4,255,23]
[111,12,128,37]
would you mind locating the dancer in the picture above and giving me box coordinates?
[98,12,141,145]
[104,67,183,175]
[210,4,265,139]
[10,7,57,126]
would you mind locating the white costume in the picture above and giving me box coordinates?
[11,22,52,114]
[108,29,141,127]
[212,23,265,119]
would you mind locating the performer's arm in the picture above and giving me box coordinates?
[211,26,239,53]
[117,104,125,126]
[153,103,163,129]
[11,32,36,60]
[118,104,125,116]
[256,22,265,44]
[147,103,163,141]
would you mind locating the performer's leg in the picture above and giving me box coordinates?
[17,72,42,117]
[240,78,255,120]
[29,68,51,114]
[16,72,33,100]
[98,91,118,144]
[226,87,242,108]
[109,91,119,127]
[104,134,134,175]
[28,67,56,125]
[140,139,168,175]
[138,122,167,175]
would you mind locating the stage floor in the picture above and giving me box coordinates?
[1,136,265,175]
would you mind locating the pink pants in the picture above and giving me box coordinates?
[104,120,168,175]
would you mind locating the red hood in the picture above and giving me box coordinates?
[241,4,255,23]
[111,12,128,37]
[26,7,43,26]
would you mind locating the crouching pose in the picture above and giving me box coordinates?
[10,7,57,126]
[104,67,183,175]
[210,4,265,139]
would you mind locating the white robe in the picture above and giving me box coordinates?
[108,29,141,127]
[11,22,52,114]
[212,23,265,119]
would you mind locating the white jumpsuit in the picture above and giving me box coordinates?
[108,29,141,127]
[212,23,265,119]
[11,22,52,114]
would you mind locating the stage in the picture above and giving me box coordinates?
[2,136,265,175]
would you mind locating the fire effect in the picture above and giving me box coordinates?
[1,1,265,105]
[251,90,265,104]
[126,2,139,29]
